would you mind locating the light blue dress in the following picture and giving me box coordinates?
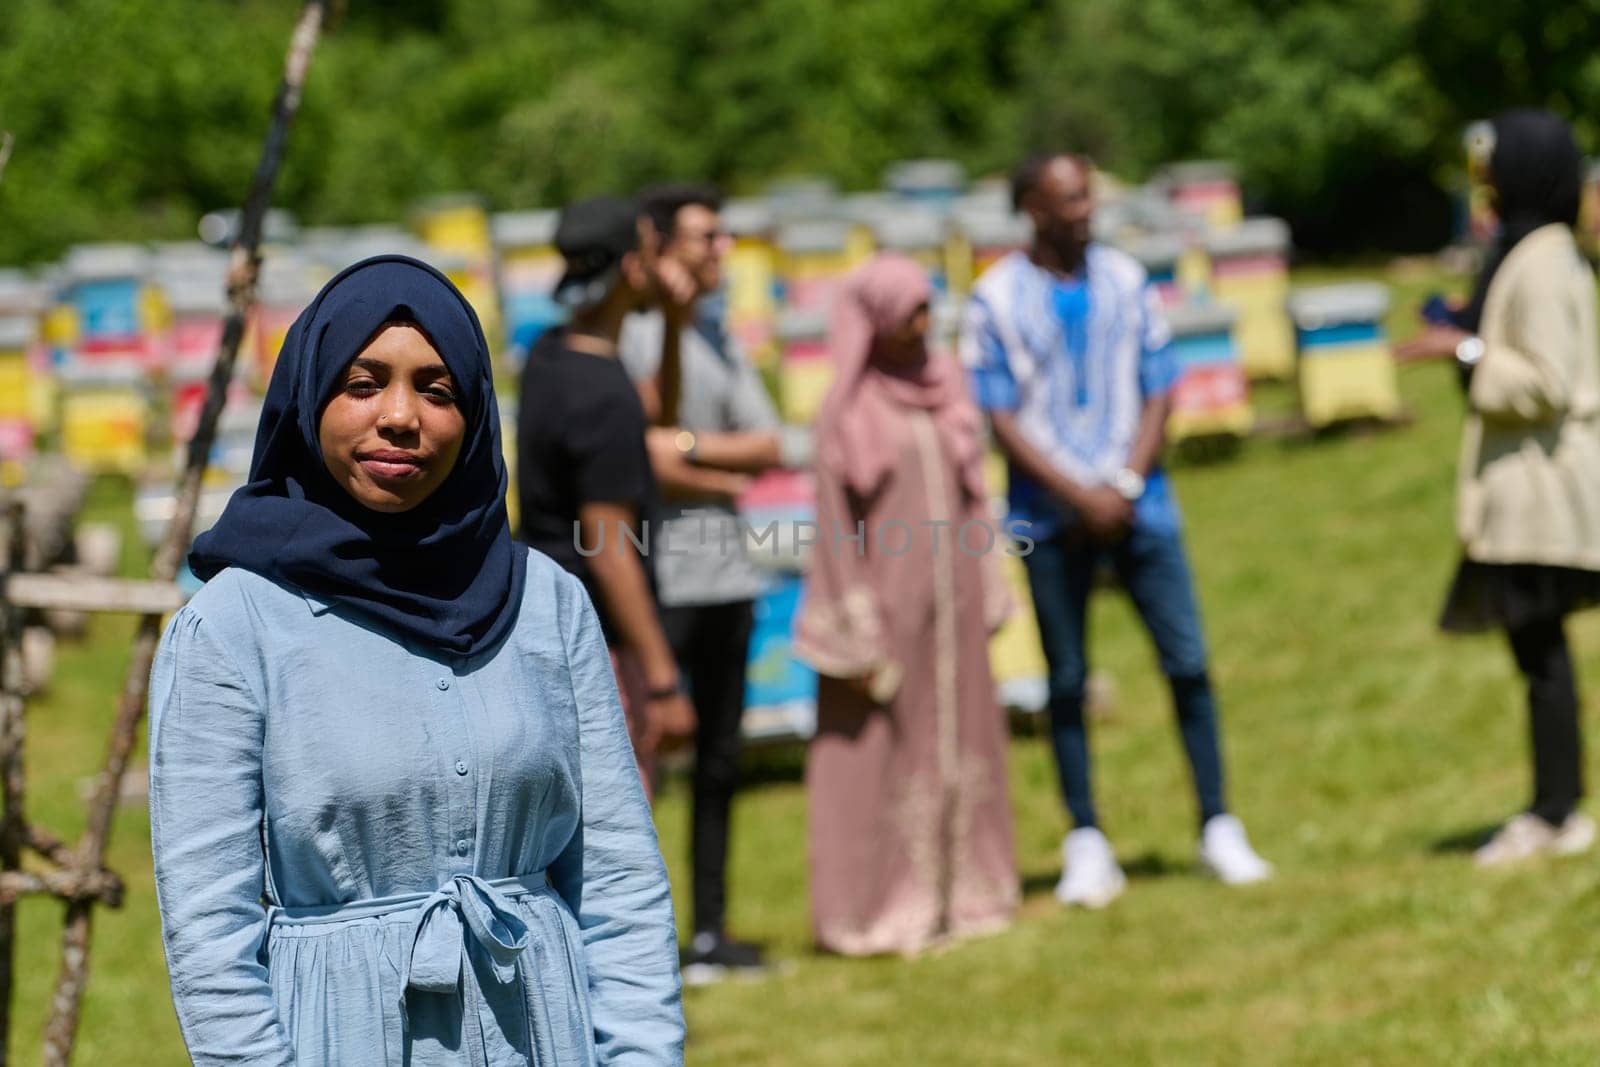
[148,550,685,1066]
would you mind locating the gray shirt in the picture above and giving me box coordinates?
[619,307,781,607]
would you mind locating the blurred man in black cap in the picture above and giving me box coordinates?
[517,195,697,795]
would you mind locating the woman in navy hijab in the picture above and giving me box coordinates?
[149,256,685,1065]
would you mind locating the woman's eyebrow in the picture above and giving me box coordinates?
[349,357,389,374]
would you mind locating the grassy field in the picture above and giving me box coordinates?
[14,263,1600,1065]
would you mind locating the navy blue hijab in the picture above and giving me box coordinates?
[191,255,527,657]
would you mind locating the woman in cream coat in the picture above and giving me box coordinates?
[1400,110,1600,866]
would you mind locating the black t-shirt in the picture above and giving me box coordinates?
[516,330,656,643]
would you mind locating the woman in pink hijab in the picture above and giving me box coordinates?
[794,253,1018,956]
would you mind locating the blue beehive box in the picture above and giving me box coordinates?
[742,573,817,743]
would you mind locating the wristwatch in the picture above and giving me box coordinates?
[1112,467,1146,503]
[1455,336,1485,368]
[673,429,699,462]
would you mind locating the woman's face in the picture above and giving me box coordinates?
[876,302,931,369]
[318,322,466,513]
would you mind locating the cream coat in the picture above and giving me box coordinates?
[1457,224,1600,568]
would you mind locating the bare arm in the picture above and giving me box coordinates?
[644,429,752,502]
[682,430,782,473]
[1125,392,1171,478]
[656,321,683,428]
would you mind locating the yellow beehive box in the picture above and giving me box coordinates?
[62,388,148,474]
[1289,283,1401,428]
[1208,217,1296,381]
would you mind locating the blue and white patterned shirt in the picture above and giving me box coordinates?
[960,245,1180,539]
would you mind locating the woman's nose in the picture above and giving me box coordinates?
[381,387,421,432]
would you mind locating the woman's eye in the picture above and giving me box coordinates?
[427,387,458,404]
[345,379,380,395]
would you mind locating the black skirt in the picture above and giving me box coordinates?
[1439,558,1600,633]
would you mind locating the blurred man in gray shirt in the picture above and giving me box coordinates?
[620,183,808,983]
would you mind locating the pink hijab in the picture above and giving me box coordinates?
[816,254,985,500]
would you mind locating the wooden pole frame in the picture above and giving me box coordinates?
[0,4,327,1062]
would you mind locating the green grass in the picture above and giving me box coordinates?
[15,263,1600,1064]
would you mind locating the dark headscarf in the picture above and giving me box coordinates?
[1456,109,1583,333]
[191,255,527,657]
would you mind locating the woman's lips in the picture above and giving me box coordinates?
[358,450,425,480]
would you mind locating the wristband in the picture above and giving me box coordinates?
[646,681,682,701]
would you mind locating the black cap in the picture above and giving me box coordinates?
[553,196,641,310]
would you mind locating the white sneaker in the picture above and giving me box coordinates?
[1198,814,1273,885]
[1055,828,1126,908]
[1474,811,1595,866]
[1552,813,1597,856]
[1474,813,1557,867]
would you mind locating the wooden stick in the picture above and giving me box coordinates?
[0,133,13,189]
[40,5,329,1062]
[1,574,185,616]
[0,870,123,909]
[0,501,27,1065]
[24,826,75,870]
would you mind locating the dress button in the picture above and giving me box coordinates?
[436,677,450,691]
[455,839,470,855]
[454,759,469,775]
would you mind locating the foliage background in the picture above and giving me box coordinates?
[2,0,1599,262]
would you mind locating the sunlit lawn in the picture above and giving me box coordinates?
[14,263,1600,1064]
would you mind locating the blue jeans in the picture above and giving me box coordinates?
[1023,523,1227,831]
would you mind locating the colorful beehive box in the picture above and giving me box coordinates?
[153,245,231,381]
[839,192,894,271]
[737,469,819,741]
[982,450,1049,714]
[948,208,1029,296]
[777,220,854,315]
[776,308,832,426]
[1288,283,1401,429]
[737,468,817,576]
[0,272,54,434]
[252,251,321,387]
[0,317,38,462]
[1121,232,1188,306]
[491,210,565,370]
[414,195,502,349]
[1207,217,1295,382]
[721,199,779,370]
[742,572,818,742]
[870,206,948,294]
[766,176,839,223]
[60,244,157,370]
[885,158,967,208]
[59,365,148,475]
[1160,160,1243,231]
[1165,303,1253,442]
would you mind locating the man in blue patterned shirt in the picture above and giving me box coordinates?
[961,153,1271,907]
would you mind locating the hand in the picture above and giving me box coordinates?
[1394,324,1469,364]
[647,690,697,753]
[651,256,698,328]
[1076,486,1134,544]
[646,426,685,465]
[845,675,876,700]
